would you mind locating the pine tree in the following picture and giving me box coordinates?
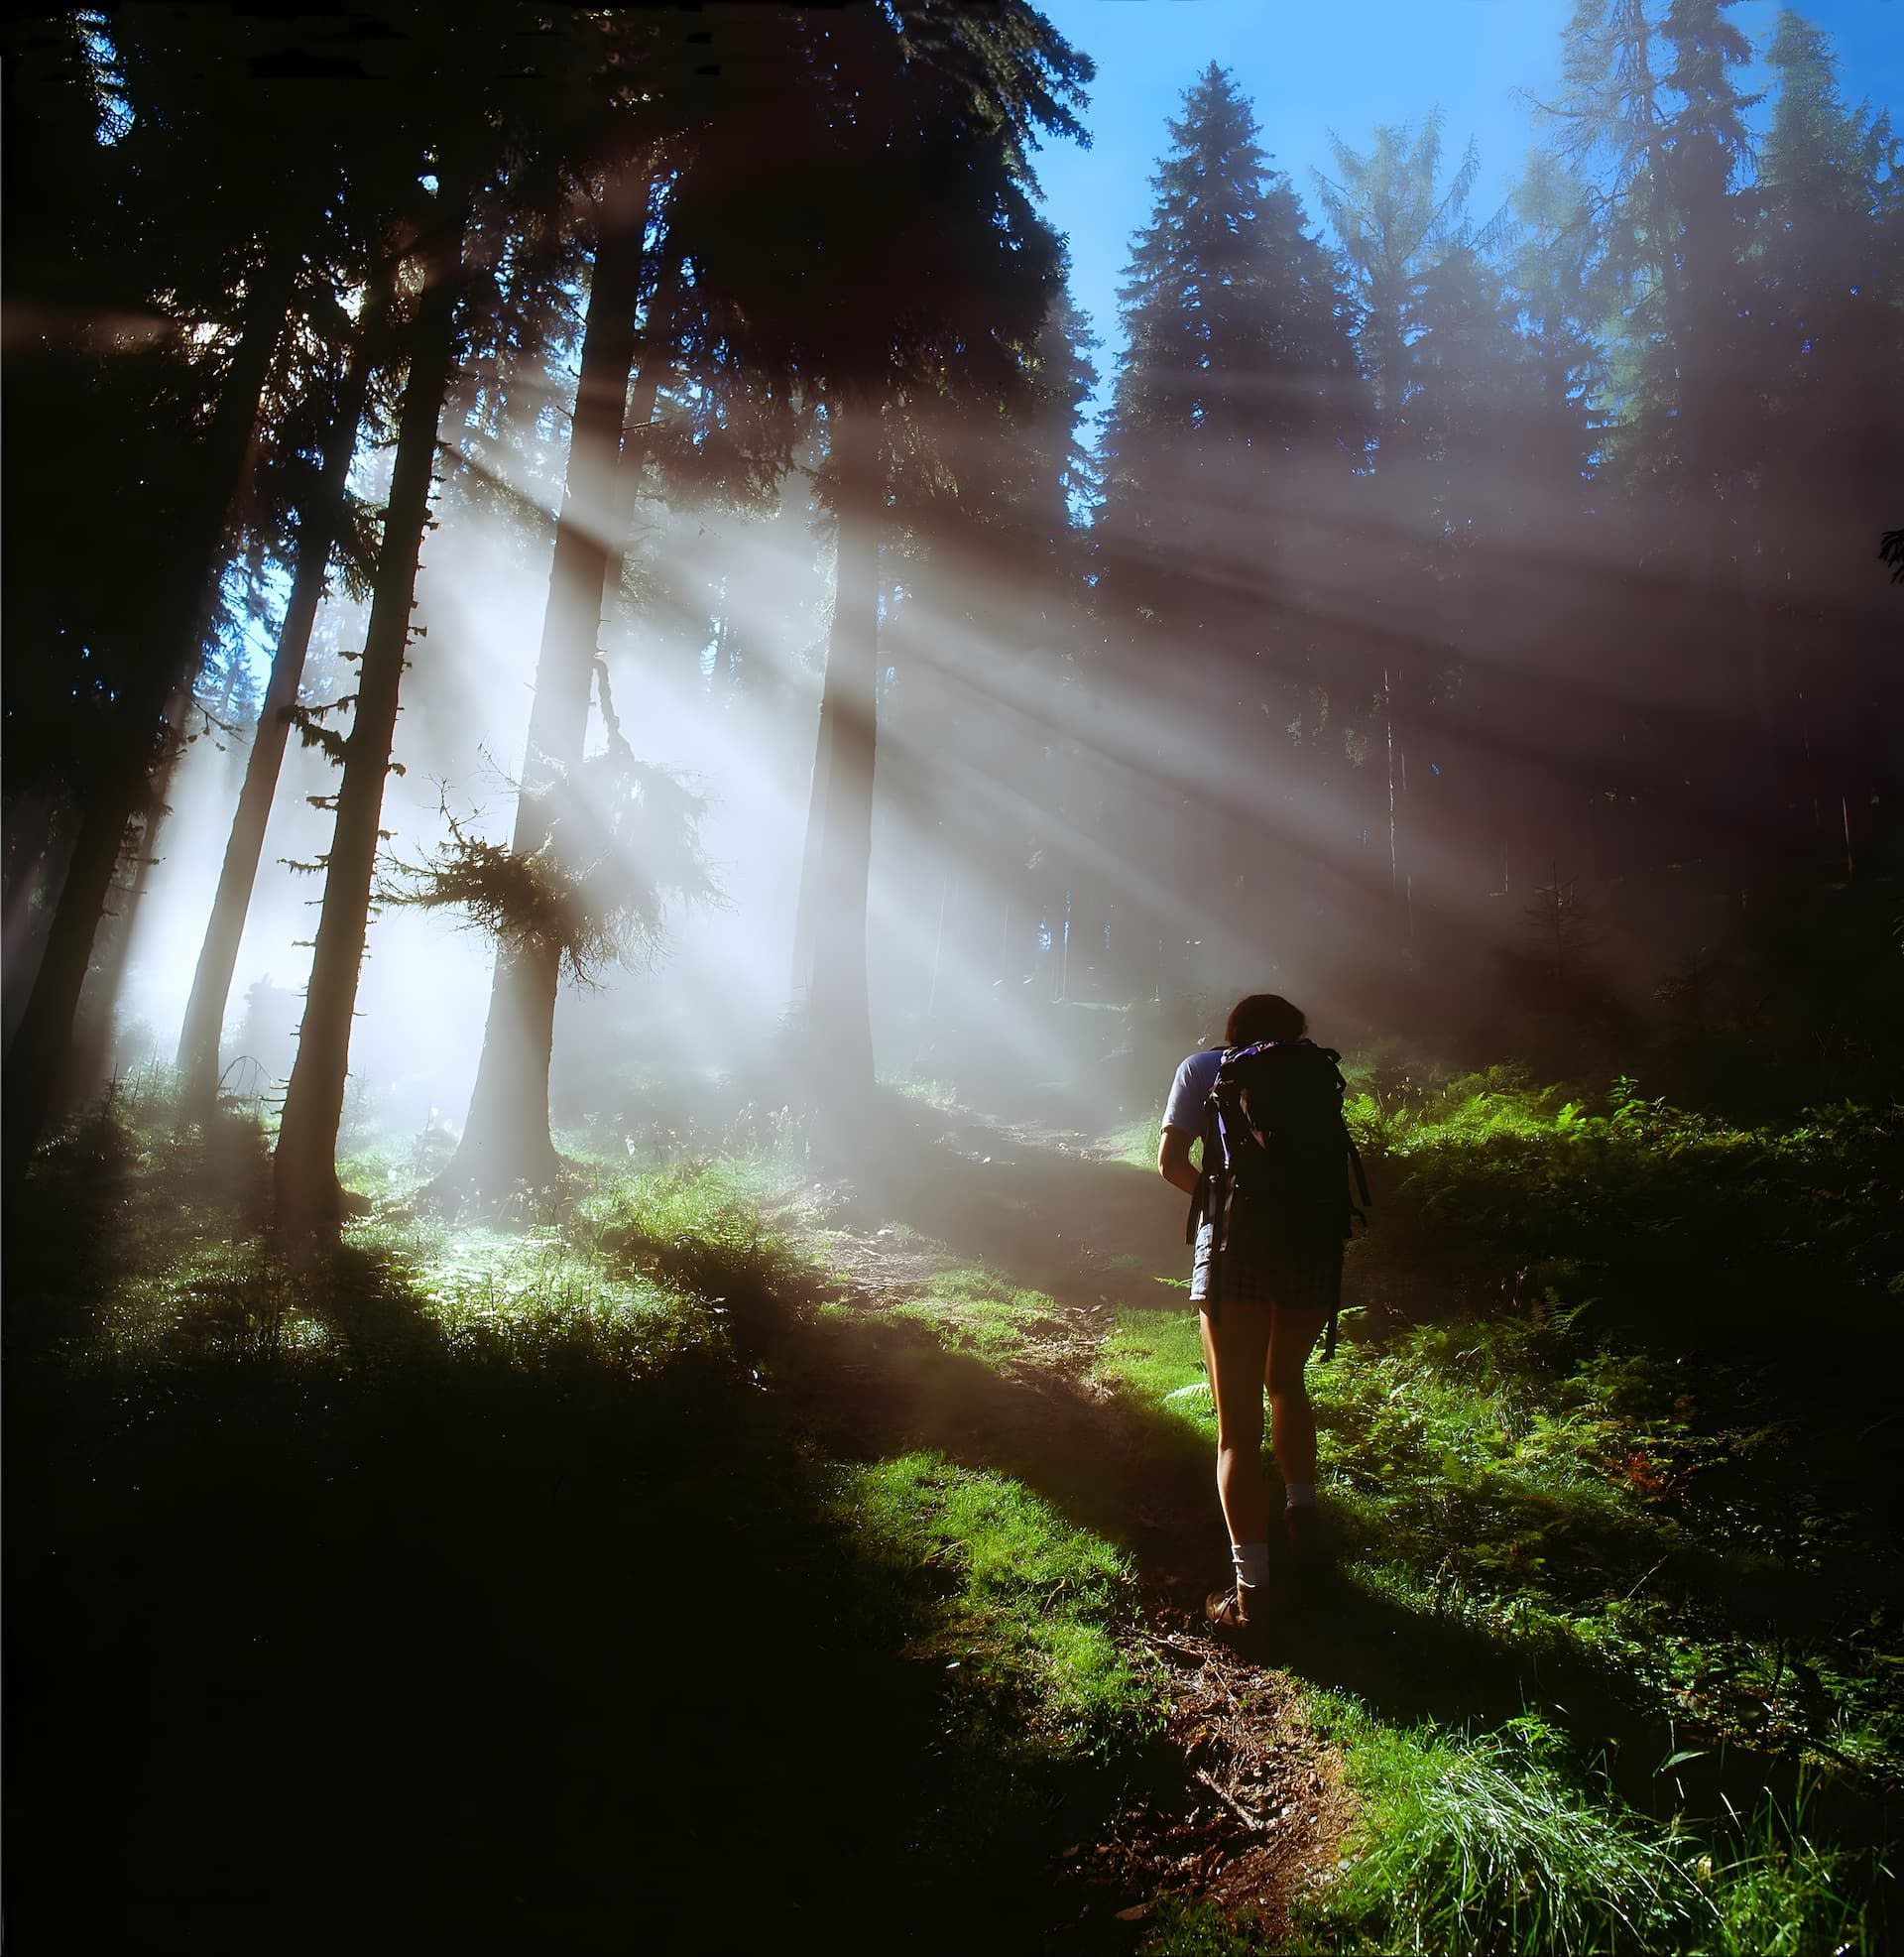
[432,157,666,1204]
[1312,114,1511,938]
[1096,65,1365,981]
[669,0,1090,1100]
[273,178,479,1245]
[1755,10,1904,849]
[175,260,399,1113]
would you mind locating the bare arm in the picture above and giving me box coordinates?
[1158,1125,1200,1195]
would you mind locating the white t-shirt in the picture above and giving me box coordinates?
[1161,1048,1224,1134]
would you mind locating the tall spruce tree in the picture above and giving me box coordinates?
[1312,114,1505,935]
[175,259,399,1113]
[1096,65,1365,983]
[431,155,671,1205]
[1756,10,1904,845]
[668,0,1089,1100]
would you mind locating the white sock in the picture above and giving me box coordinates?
[1232,1541,1269,1590]
[1284,1483,1317,1510]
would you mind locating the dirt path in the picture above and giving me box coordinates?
[754,1103,1357,1946]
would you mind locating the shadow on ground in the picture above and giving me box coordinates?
[7,1099,1889,1955]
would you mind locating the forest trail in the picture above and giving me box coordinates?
[747,1104,1360,1942]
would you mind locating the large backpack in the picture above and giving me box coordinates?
[1187,1039,1369,1356]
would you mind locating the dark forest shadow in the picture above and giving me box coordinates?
[4,1125,1158,1955]
[8,1100,1893,1956]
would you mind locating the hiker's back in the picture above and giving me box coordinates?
[1204,1039,1366,1259]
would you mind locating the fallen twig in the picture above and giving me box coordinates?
[1193,1768,1266,1832]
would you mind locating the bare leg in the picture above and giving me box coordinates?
[1199,1301,1275,1551]
[1265,1305,1330,1493]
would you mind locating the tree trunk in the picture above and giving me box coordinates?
[177,260,396,1113]
[60,709,185,1110]
[273,197,470,1245]
[3,249,297,1187]
[789,705,833,1003]
[2,789,73,1050]
[805,387,883,1099]
[438,169,655,1206]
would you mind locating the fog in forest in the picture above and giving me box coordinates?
[6,0,1898,1205]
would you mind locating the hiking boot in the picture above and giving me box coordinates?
[1284,1504,1330,1574]
[1204,1583,1262,1632]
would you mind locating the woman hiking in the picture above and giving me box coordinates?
[1157,991,1359,1631]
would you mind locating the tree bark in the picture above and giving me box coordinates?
[1,789,73,1051]
[273,197,470,1246]
[437,168,657,1205]
[177,259,396,1113]
[788,704,833,1003]
[2,249,297,1187]
[805,386,883,1099]
[60,713,183,1110]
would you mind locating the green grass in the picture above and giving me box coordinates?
[24,1069,1898,1951]
[1109,1072,1904,1782]
[1094,1303,1216,1437]
[1113,1110,1164,1169]
[1136,1695,1887,1957]
[828,1450,1163,1760]
[1290,1698,1885,1957]
[578,1152,817,1306]
[1102,1070,1898,1949]
[1294,1701,1708,1955]
[883,1262,1072,1360]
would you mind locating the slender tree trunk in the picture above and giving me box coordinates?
[273,197,470,1245]
[177,261,396,1113]
[60,710,185,1110]
[789,706,832,1003]
[806,386,883,1099]
[439,170,655,1205]
[2,791,73,1049]
[3,250,297,1187]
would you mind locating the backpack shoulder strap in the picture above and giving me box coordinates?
[1184,1049,1231,1245]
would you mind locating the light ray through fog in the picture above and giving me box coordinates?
[72,0,1897,1161]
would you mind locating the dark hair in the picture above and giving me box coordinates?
[1225,992,1307,1048]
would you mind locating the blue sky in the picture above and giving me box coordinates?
[1032,0,1904,411]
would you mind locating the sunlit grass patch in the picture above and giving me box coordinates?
[578,1153,816,1306]
[1304,1314,1904,1780]
[1111,1111,1163,1169]
[1703,1773,1890,1957]
[830,1451,1162,1759]
[890,1074,962,1110]
[365,1219,706,1373]
[95,1236,329,1362]
[883,1263,1070,1360]
[1311,1321,1654,1561]
[1092,1306,1214,1438]
[1294,1701,1713,1957]
[1292,1697,1886,1957]
[337,1137,440,1206]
